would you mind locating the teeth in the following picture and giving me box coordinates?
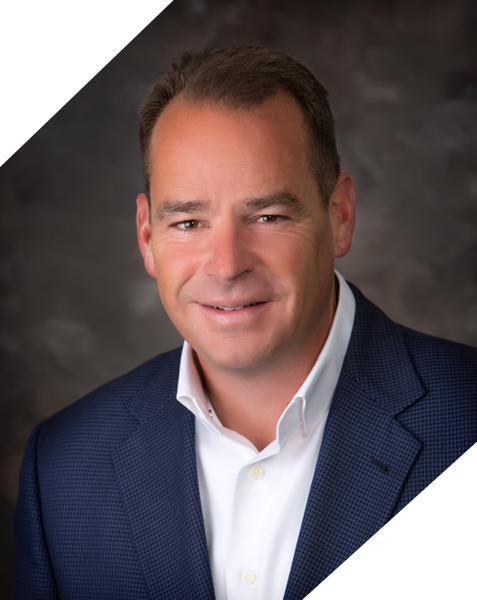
[214,303,258,311]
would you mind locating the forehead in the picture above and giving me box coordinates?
[148,93,315,204]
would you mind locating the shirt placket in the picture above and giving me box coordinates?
[225,453,276,600]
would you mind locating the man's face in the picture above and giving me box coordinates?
[137,93,354,372]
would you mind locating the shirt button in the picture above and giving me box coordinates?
[249,463,264,479]
[242,570,256,585]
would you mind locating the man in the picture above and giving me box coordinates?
[14,46,477,600]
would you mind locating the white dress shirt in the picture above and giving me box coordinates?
[176,271,356,600]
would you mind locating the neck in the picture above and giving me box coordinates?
[196,287,338,452]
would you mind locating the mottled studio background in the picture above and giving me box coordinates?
[1,0,476,593]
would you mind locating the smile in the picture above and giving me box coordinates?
[213,302,262,311]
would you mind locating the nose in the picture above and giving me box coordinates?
[203,222,255,282]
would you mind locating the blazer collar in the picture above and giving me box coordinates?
[284,284,426,599]
[113,350,215,600]
[342,282,426,415]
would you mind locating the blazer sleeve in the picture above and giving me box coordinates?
[13,422,59,599]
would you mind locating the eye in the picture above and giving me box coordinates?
[257,215,280,224]
[176,220,200,230]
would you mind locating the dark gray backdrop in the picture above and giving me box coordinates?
[1,0,476,594]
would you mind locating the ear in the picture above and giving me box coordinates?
[330,171,356,258]
[136,193,157,278]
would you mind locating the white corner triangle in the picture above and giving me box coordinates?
[0,0,173,167]
[305,443,477,599]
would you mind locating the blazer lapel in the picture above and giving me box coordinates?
[112,363,215,600]
[284,285,426,600]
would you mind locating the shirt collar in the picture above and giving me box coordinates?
[177,270,356,450]
[289,270,356,438]
[177,340,215,432]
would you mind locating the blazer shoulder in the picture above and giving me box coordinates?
[348,280,477,376]
[36,347,183,452]
[400,324,477,386]
[345,281,477,410]
[401,323,477,355]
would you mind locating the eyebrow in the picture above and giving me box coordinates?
[155,191,307,221]
[244,191,307,216]
[155,199,211,221]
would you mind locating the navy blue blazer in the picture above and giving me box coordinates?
[14,284,477,599]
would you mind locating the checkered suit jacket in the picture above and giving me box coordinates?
[14,283,477,599]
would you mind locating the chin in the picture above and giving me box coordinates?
[196,338,281,371]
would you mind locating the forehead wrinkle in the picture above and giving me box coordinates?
[155,199,211,221]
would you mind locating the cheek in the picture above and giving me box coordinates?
[152,238,199,309]
[270,228,335,313]
[152,245,181,307]
[266,227,330,279]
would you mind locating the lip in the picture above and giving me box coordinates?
[197,301,270,323]
[211,301,262,311]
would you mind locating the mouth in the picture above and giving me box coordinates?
[197,300,270,324]
[212,302,263,312]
